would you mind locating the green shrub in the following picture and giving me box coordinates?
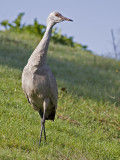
[0,12,88,49]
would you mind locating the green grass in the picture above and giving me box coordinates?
[0,30,120,160]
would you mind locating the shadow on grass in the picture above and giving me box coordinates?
[0,37,119,105]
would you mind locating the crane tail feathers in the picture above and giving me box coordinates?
[39,108,56,121]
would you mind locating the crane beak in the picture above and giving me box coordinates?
[62,16,73,21]
[55,12,73,22]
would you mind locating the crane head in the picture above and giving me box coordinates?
[47,11,73,26]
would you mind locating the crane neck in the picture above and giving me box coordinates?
[28,23,53,67]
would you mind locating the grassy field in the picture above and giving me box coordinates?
[0,30,120,160]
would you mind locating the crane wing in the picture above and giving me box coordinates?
[47,66,58,110]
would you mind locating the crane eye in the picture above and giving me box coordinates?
[55,13,62,18]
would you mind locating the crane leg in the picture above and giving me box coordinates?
[39,118,45,146]
[39,98,49,146]
[44,123,46,141]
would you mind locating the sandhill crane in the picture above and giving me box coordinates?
[22,11,73,146]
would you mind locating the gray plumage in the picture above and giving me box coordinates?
[22,11,73,145]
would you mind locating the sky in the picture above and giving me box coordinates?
[0,0,120,57]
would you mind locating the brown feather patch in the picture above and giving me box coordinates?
[55,12,62,18]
